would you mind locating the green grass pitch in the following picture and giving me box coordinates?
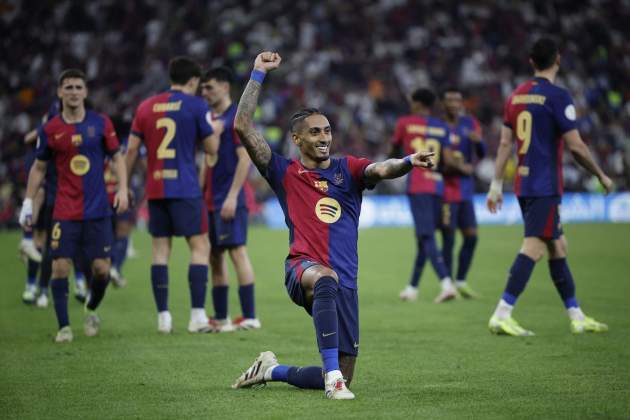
[1,224,629,419]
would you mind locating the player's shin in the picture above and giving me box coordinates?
[51,278,70,329]
[494,253,536,318]
[312,277,340,374]
[151,264,169,312]
[548,258,584,320]
[189,264,208,319]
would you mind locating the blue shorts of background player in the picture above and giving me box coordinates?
[208,207,248,250]
[50,217,113,260]
[518,196,563,240]
[441,200,478,230]
[285,258,359,357]
[148,198,208,237]
[408,193,442,236]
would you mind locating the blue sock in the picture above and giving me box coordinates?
[27,254,40,286]
[502,253,536,305]
[23,231,33,240]
[39,247,52,292]
[441,229,455,277]
[151,265,169,312]
[113,237,128,272]
[312,277,339,373]
[212,285,229,319]
[409,240,426,288]
[86,273,110,311]
[286,366,325,389]
[456,234,478,281]
[422,235,450,280]
[271,365,291,381]
[188,264,208,309]
[238,284,255,319]
[51,278,69,329]
[549,258,578,308]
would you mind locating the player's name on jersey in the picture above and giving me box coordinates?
[152,101,182,112]
[423,172,443,180]
[153,169,178,180]
[512,94,546,105]
[406,124,446,137]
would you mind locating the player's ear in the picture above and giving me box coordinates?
[291,132,301,147]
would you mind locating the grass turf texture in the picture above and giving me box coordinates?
[1,224,629,419]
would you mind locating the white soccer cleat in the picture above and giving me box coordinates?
[19,238,42,263]
[209,317,236,333]
[22,284,37,304]
[325,371,355,400]
[110,267,127,288]
[158,311,173,334]
[433,287,458,303]
[188,317,213,333]
[232,351,278,389]
[233,317,262,330]
[36,292,49,309]
[399,285,418,301]
[84,312,101,337]
[55,326,73,343]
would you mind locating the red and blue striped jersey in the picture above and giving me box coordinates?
[263,153,373,290]
[443,115,485,203]
[503,77,577,197]
[36,111,120,220]
[131,89,214,200]
[392,115,451,195]
[203,104,247,211]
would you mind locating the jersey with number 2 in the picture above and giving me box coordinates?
[503,77,577,197]
[131,89,214,199]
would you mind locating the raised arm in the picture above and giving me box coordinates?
[564,129,613,193]
[234,52,282,173]
[364,151,435,183]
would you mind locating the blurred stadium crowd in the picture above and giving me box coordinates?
[1,0,629,226]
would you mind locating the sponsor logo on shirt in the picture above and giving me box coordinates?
[315,197,341,224]
[70,155,90,176]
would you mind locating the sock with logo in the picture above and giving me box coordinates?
[312,276,339,373]
[548,258,578,309]
[264,364,324,389]
[189,264,208,309]
[151,264,169,312]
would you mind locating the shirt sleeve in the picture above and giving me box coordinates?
[35,126,52,161]
[346,155,375,191]
[553,90,578,134]
[196,100,214,140]
[102,114,120,156]
[262,152,291,191]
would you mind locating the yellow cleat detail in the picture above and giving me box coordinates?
[570,316,608,334]
[488,316,535,336]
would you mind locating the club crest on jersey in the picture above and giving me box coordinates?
[87,126,96,137]
[70,155,90,176]
[314,180,328,193]
[71,134,83,146]
[333,172,344,186]
[315,197,341,224]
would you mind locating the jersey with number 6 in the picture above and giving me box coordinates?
[131,89,214,199]
[392,115,451,195]
[503,77,577,197]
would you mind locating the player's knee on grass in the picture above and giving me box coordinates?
[339,353,356,386]
[520,237,546,262]
[91,258,110,279]
[52,258,71,278]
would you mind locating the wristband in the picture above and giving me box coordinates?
[489,179,503,195]
[403,155,413,166]
[250,69,266,84]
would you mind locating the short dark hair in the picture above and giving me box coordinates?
[290,108,322,133]
[411,88,436,107]
[168,56,202,85]
[57,69,86,87]
[529,37,559,71]
[202,66,234,85]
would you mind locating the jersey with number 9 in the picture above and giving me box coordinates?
[131,89,214,199]
[503,77,577,197]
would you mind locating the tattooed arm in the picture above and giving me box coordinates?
[234,52,282,173]
[364,151,435,183]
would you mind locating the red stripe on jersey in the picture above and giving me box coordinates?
[505,80,536,196]
[284,163,330,267]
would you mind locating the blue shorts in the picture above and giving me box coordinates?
[441,200,478,230]
[208,207,248,250]
[285,258,360,356]
[35,202,54,232]
[148,198,208,238]
[518,196,563,240]
[50,217,113,260]
[408,194,442,236]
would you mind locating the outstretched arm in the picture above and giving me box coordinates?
[234,52,282,173]
[364,151,435,183]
